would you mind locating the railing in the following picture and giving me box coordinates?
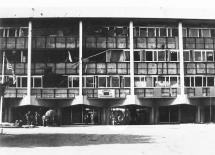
[134,62,179,75]
[0,37,28,49]
[0,62,179,75]
[83,88,130,98]
[183,37,215,49]
[4,88,79,99]
[184,62,215,75]
[0,62,79,75]
[0,36,178,50]
[185,87,213,97]
[135,87,180,98]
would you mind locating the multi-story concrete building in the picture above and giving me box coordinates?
[1,5,215,125]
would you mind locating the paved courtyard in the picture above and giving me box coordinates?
[0,124,215,155]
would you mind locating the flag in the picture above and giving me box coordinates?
[5,58,16,84]
[67,51,73,62]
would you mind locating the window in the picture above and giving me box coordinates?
[134,76,146,87]
[172,28,178,36]
[184,51,190,61]
[32,77,42,88]
[170,51,178,61]
[207,77,214,86]
[195,51,202,61]
[134,51,141,61]
[160,28,167,37]
[189,29,199,37]
[124,77,130,87]
[201,29,211,37]
[139,28,147,37]
[211,29,215,37]
[148,28,155,37]
[68,76,79,88]
[111,76,120,87]
[146,51,153,61]
[206,51,213,61]
[86,77,94,88]
[185,77,190,87]
[17,76,27,88]
[183,28,187,37]
[158,51,165,61]
[170,77,179,87]
[195,77,202,87]
[98,77,107,87]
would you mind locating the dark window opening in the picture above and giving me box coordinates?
[184,77,190,87]
[195,77,202,87]
[146,51,153,61]
[170,52,178,61]
[207,77,214,86]
[134,51,140,61]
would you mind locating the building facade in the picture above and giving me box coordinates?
[1,12,215,125]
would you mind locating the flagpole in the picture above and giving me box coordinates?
[0,51,5,125]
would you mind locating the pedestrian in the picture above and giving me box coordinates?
[25,111,31,125]
[35,112,40,126]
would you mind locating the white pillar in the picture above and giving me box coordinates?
[79,21,83,96]
[178,22,185,95]
[0,51,5,124]
[129,21,134,96]
[27,21,32,102]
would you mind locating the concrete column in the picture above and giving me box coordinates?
[151,106,159,124]
[178,105,181,123]
[196,105,205,123]
[79,20,83,96]
[178,22,185,95]
[57,108,62,125]
[150,107,155,124]
[129,21,135,96]
[8,107,12,123]
[0,51,5,124]
[27,21,32,103]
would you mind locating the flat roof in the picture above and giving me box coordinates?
[0,0,215,20]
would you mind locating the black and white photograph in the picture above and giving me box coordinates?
[1,0,215,154]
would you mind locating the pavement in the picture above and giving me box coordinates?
[0,124,215,155]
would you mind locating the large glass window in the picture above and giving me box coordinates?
[86,77,94,88]
[195,77,202,87]
[207,77,214,86]
[124,77,130,87]
[195,51,202,61]
[189,29,199,37]
[68,76,79,88]
[206,51,213,61]
[146,51,153,61]
[201,29,211,37]
[184,51,190,61]
[111,76,120,87]
[139,28,147,37]
[158,51,165,61]
[98,77,107,87]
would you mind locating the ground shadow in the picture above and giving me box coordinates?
[0,133,153,148]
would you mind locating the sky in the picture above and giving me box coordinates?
[0,0,214,8]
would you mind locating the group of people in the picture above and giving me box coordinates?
[24,110,59,127]
[25,111,41,126]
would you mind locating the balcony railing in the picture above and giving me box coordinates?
[184,62,215,75]
[0,63,79,75]
[0,36,178,50]
[135,87,180,98]
[4,88,79,99]
[185,87,214,97]
[0,62,179,75]
[0,37,28,49]
[134,62,179,75]
[183,37,215,49]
